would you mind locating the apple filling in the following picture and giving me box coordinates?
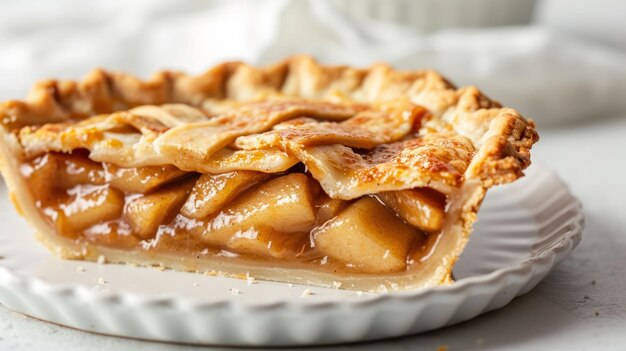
[20,151,448,275]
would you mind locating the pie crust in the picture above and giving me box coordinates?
[0,56,538,291]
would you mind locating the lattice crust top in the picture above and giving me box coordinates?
[1,56,538,197]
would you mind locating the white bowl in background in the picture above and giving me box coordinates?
[328,0,537,33]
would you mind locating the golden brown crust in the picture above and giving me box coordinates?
[0,55,538,190]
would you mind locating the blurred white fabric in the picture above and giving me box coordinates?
[1,0,625,126]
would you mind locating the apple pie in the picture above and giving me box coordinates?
[0,56,538,291]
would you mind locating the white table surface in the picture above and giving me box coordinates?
[0,113,624,350]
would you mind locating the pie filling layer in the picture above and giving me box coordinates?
[21,151,449,275]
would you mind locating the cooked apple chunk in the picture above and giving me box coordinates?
[55,154,105,188]
[314,195,348,226]
[83,221,139,248]
[125,178,196,239]
[378,188,446,233]
[55,185,125,238]
[203,173,316,246]
[104,163,188,193]
[227,227,308,259]
[23,154,57,201]
[180,171,267,219]
[313,197,417,273]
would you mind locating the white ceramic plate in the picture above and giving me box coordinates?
[0,164,583,346]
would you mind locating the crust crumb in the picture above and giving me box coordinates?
[300,288,313,297]
[246,272,256,285]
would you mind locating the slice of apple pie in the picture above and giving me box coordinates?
[0,57,538,291]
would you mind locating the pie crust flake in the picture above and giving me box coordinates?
[0,56,538,291]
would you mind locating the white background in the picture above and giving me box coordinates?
[1,0,625,349]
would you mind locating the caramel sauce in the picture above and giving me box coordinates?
[22,152,447,275]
